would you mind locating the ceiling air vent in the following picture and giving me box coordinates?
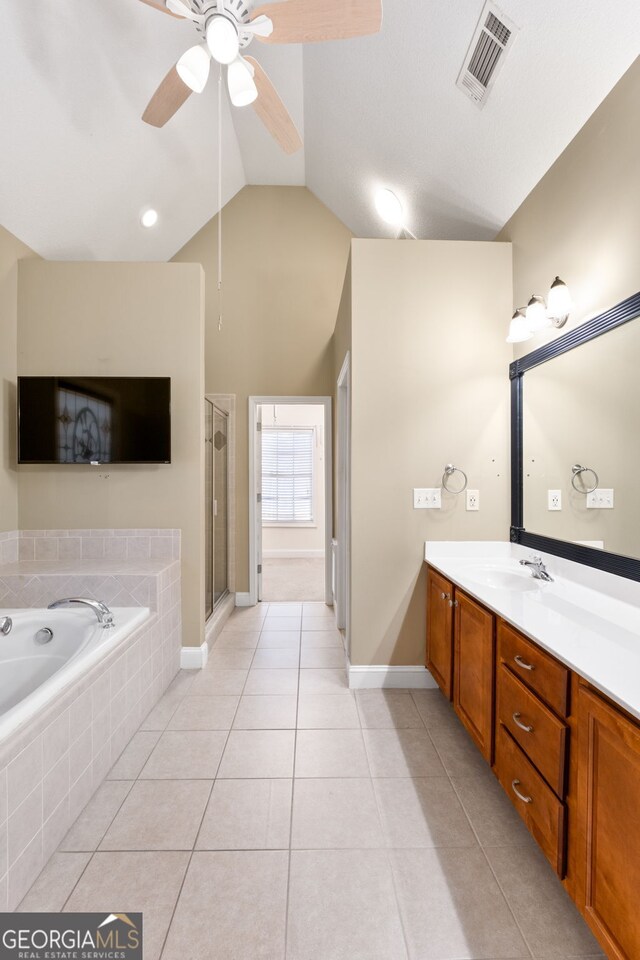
[456,2,519,108]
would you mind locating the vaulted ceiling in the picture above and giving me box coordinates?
[1,0,638,260]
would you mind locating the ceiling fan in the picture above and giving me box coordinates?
[139,0,383,153]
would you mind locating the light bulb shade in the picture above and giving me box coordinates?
[177,44,210,93]
[206,15,240,65]
[547,276,573,319]
[526,295,551,331]
[141,209,158,228]
[374,188,404,227]
[227,59,258,106]
[506,309,532,343]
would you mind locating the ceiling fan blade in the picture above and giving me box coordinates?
[142,65,192,127]
[244,56,302,155]
[138,0,183,19]
[250,0,382,44]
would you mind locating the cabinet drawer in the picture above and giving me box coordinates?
[497,664,568,798]
[498,620,569,717]
[495,724,566,877]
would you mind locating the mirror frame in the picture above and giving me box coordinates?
[510,289,640,582]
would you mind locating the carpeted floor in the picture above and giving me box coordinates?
[262,558,326,601]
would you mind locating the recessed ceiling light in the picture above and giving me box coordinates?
[374,188,404,228]
[141,209,159,229]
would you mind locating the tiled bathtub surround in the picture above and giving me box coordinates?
[17,529,181,563]
[0,532,19,567]
[0,560,182,909]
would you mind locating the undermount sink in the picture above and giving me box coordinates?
[464,567,541,592]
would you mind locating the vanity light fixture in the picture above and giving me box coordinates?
[140,209,159,228]
[546,276,573,326]
[507,277,573,342]
[506,309,533,343]
[525,295,551,332]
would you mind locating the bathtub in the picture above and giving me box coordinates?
[0,606,150,742]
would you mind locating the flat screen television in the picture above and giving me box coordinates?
[17,377,171,464]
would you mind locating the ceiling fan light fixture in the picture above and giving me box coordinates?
[206,15,240,65]
[227,58,258,107]
[177,44,211,93]
[374,188,404,228]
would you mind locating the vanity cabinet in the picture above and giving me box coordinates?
[425,568,454,699]
[575,685,640,960]
[453,591,495,762]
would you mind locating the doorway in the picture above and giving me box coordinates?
[249,396,333,606]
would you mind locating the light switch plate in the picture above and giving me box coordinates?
[587,488,614,509]
[466,489,479,511]
[548,490,562,511]
[413,488,441,509]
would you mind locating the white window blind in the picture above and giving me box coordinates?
[262,428,314,523]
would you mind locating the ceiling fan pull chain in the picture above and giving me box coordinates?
[217,62,223,332]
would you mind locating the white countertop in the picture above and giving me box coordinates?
[424,541,640,722]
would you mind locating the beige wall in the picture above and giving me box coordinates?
[499,56,640,354]
[173,186,352,593]
[17,261,206,647]
[261,403,326,556]
[349,239,512,666]
[0,225,38,531]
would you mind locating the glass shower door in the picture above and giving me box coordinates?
[213,406,229,606]
[205,400,214,620]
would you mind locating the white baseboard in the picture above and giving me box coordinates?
[180,641,209,669]
[263,549,325,559]
[348,665,437,689]
[235,593,253,607]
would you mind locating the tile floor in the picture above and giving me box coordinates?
[17,602,604,960]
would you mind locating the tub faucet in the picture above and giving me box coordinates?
[47,598,115,628]
[519,556,554,582]
[0,616,12,636]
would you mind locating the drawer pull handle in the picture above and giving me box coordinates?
[511,779,533,804]
[512,711,534,733]
[440,592,450,601]
[449,599,459,608]
[514,654,535,671]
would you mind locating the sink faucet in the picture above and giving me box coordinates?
[47,598,115,628]
[519,556,554,582]
[0,616,12,636]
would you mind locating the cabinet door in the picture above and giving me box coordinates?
[426,568,454,699]
[453,590,495,762]
[576,685,640,960]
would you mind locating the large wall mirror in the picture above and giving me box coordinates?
[510,290,640,581]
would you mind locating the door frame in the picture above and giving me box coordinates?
[336,352,351,652]
[249,395,333,607]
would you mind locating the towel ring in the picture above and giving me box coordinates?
[442,464,468,495]
[571,464,599,494]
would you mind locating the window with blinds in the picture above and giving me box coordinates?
[262,427,314,524]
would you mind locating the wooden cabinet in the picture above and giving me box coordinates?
[575,685,640,960]
[426,568,454,699]
[454,591,495,762]
[425,562,640,958]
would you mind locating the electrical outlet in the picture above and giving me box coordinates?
[587,488,614,509]
[466,489,479,511]
[548,489,562,511]
[413,488,442,509]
